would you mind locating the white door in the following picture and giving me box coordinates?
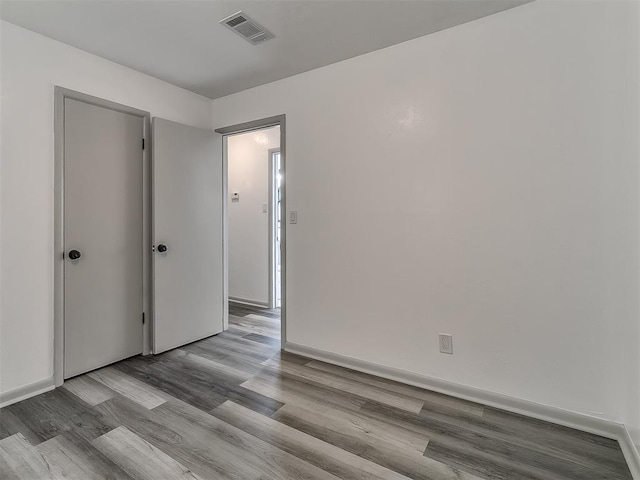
[64,99,144,379]
[152,118,224,353]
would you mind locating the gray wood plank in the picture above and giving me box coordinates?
[0,416,11,441]
[96,394,339,480]
[0,433,51,480]
[243,332,281,347]
[191,334,277,366]
[182,342,268,376]
[273,401,430,455]
[116,356,283,415]
[415,401,633,478]
[95,395,264,480]
[62,375,117,406]
[271,402,486,480]
[245,313,281,325]
[113,358,227,412]
[4,388,116,444]
[212,400,415,480]
[360,401,631,480]
[242,369,367,412]
[483,406,630,469]
[93,426,205,480]
[167,349,253,382]
[0,409,41,445]
[37,430,133,480]
[200,333,278,361]
[263,358,424,413]
[158,399,342,480]
[228,303,281,320]
[266,350,316,366]
[230,318,280,339]
[424,440,548,480]
[88,366,168,409]
[304,359,485,417]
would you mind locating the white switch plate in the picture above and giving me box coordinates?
[439,334,453,354]
[289,211,298,224]
[262,204,268,213]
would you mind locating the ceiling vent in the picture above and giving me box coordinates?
[220,11,274,45]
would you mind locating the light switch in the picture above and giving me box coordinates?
[289,211,298,224]
[231,192,239,202]
[262,204,268,213]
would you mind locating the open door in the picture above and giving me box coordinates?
[152,118,224,353]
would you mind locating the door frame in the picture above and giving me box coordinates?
[53,87,151,387]
[268,148,281,309]
[215,115,287,345]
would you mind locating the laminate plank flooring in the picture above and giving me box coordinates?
[0,433,51,479]
[88,366,169,409]
[61,375,117,407]
[93,426,204,480]
[0,302,633,479]
[262,357,424,413]
[37,430,134,480]
[304,360,485,417]
[2,388,116,444]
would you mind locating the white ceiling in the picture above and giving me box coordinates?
[0,0,532,99]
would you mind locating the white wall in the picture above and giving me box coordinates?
[211,0,640,441]
[0,21,213,395]
[227,127,279,306]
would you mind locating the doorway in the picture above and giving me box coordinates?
[217,116,286,346]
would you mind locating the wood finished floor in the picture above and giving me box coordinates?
[0,303,632,480]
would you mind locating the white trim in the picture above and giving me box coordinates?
[268,148,280,310]
[229,297,270,308]
[0,377,55,408]
[284,341,640,479]
[620,426,640,480]
[222,136,229,331]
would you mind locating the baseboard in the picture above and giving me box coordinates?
[0,376,55,408]
[619,426,640,480]
[284,341,640,480]
[229,297,269,308]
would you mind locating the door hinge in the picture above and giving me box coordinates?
[142,138,145,150]
[142,312,145,324]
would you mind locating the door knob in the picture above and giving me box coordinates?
[157,244,168,253]
[68,249,82,260]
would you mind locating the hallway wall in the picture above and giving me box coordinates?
[227,127,280,306]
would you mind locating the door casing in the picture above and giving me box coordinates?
[54,87,152,387]
[216,115,287,344]
[268,148,281,309]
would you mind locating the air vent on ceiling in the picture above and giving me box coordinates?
[220,11,274,45]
